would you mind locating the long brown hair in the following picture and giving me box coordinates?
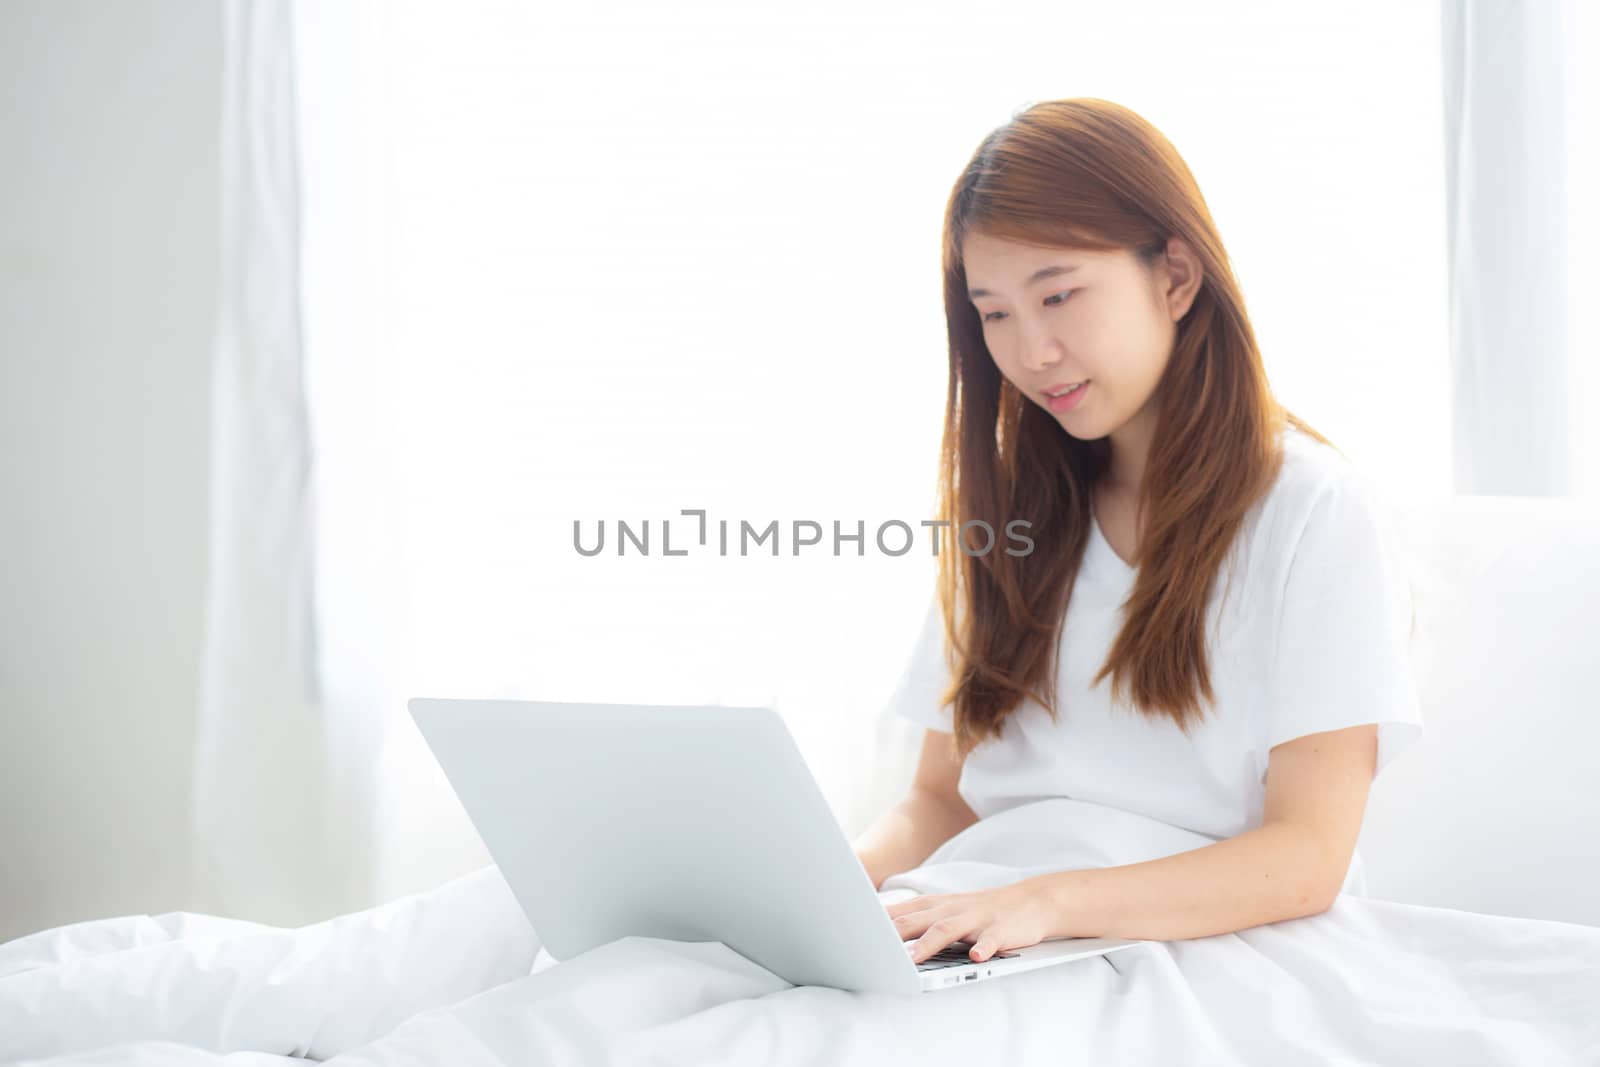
[932,98,1335,761]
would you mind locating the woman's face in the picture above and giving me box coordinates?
[961,230,1200,457]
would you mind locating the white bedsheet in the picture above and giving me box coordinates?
[5,798,1598,1066]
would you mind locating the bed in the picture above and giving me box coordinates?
[4,494,1599,1065]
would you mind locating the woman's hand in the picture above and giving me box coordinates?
[885,879,1057,963]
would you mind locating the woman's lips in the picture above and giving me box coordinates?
[1046,381,1089,413]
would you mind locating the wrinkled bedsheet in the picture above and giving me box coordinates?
[5,798,1599,1066]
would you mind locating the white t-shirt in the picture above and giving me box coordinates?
[887,424,1425,846]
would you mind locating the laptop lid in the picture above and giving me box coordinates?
[407,697,931,993]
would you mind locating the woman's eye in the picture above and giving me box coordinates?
[980,291,1073,323]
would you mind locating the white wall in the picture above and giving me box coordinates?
[0,0,221,942]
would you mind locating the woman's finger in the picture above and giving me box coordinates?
[911,914,983,963]
[885,894,946,918]
[969,933,1000,961]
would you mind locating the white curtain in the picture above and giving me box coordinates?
[197,0,1593,919]
[193,0,372,925]
[1442,0,1600,496]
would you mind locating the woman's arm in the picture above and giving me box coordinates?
[1030,724,1378,941]
[1032,821,1332,941]
[852,787,980,890]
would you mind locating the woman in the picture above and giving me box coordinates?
[850,97,1424,967]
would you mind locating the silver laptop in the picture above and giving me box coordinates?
[408,697,1147,994]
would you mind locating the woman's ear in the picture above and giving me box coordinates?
[1162,237,1204,322]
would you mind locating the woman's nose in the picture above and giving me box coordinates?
[1021,344,1062,373]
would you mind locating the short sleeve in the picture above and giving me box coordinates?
[885,592,956,733]
[1264,468,1425,780]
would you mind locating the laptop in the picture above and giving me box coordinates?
[408,697,1148,994]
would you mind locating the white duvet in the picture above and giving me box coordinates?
[5,797,1598,1066]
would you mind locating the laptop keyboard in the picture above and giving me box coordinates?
[910,940,1021,971]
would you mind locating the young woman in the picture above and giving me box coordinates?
[849,97,1424,966]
